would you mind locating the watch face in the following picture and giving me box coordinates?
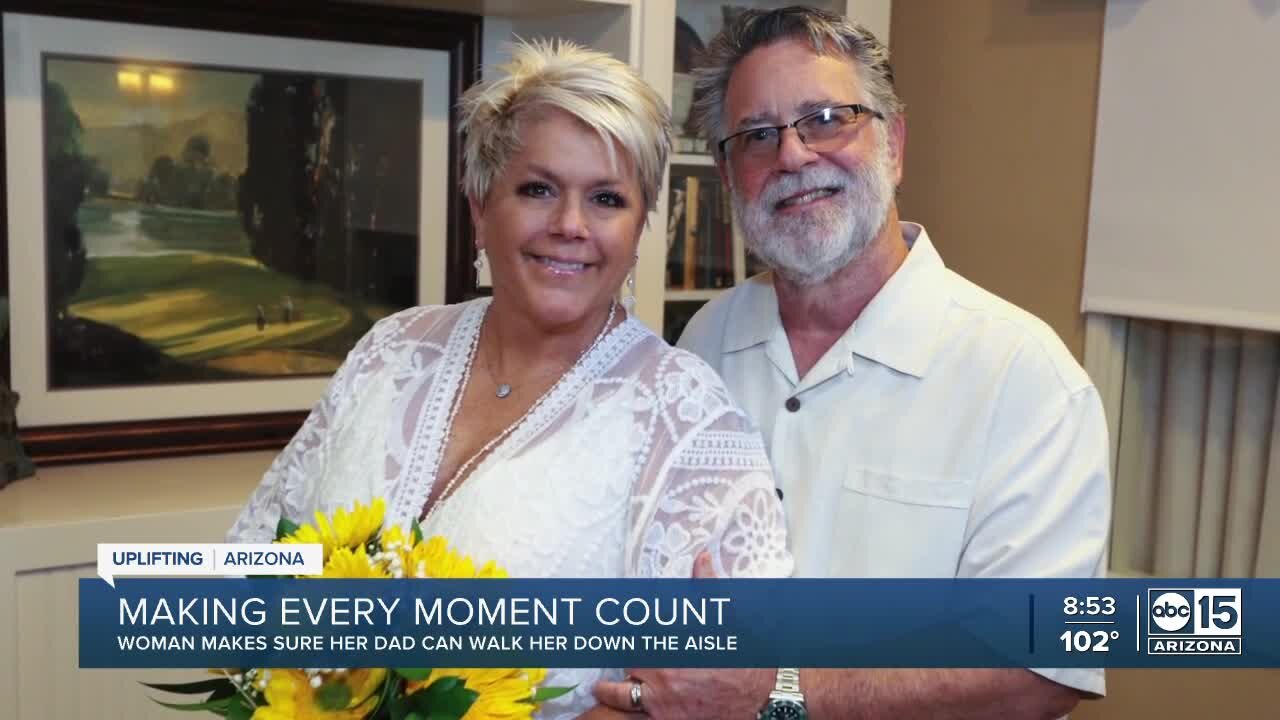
[762,699,807,720]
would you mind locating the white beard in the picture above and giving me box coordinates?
[731,130,895,287]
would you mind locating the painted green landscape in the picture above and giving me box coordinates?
[71,199,366,375]
[43,57,422,388]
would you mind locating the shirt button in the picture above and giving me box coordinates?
[785,397,801,412]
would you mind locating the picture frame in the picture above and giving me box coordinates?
[0,1,482,465]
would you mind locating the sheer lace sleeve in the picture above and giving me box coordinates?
[224,309,430,543]
[627,349,793,579]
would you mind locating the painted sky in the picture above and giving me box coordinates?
[45,56,259,129]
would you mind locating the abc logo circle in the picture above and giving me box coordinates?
[1151,592,1191,631]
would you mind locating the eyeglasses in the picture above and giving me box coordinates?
[717,104,885,164]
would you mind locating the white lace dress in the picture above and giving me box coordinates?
[227,297,793,718]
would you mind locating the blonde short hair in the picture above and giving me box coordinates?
[458,39,672,212]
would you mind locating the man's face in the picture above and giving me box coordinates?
[721,39,902,286]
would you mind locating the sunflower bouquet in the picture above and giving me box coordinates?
[146,499,570,720]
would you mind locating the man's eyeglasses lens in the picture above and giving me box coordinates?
[725,105,875,162]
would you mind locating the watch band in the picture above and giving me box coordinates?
[775,668,802,695]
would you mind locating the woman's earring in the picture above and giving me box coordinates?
[473,247,487,273]
[622,253,639,310]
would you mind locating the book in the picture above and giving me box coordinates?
[683,175,700,289]
[669,163,738,291]
[666,183,686,289]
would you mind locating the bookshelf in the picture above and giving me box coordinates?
[375,0,891,340]
[671,152,714,167]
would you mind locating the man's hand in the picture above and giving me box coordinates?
[594,551,773,719]
[594,668,773,720]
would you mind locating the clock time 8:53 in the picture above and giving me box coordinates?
[1063,596,1115,616]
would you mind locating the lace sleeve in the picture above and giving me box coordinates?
[224,314,402,543]
[628,351,794,579]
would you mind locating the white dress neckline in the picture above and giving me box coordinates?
[387,297,649,532]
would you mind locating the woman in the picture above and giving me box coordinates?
[228,40,792,718]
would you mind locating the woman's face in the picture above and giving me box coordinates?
[471,108,645,333]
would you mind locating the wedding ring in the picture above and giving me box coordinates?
[629,678,644,711]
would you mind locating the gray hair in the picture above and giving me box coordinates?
[691,6,904,152]
[458,38,672,212]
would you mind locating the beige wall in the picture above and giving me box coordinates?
[889,2,1280,716]
[891,0,1103,359]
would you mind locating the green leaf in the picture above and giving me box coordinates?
[389,696,413,720]
[206,682,239,702]
[142,678,234,695]
[530,685,577,703]
[316,681,354,711]
[394,667,433,682]
[404,713,425,720]
[447,688,480,716]
[421,677,460,695]
[411,682,477,719]
[226,695,254,720]
[149,696,234,713]
[276,516,300,540]
[411,520,424,545]
[369,673,400,719]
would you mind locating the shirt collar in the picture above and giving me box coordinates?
[722,223,949,379]
[723,272,781,353]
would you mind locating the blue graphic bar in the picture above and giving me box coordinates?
[79,578,1280,668]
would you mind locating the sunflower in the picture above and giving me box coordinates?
[476,559,508,579]
[379,525,411,553]
[252,668,387,720]
[281,499,386,560]
[153,509,569,720]
[405,668,547,720]
[321,546,389,579]
[404,536,476,579]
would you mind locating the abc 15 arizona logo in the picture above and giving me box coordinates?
[1147,589,1242,655]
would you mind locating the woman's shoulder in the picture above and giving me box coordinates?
[620,316,715,366]
[631,329,721,374]
[337,300,487,377]
[375,299,480,331]
[361,299,485,347]
[618,318,742,408]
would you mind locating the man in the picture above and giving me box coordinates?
[595,7,1110,719]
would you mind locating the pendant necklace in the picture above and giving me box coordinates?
[483,300,617,399]
[421,298,619,526]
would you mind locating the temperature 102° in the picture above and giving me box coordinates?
[1060,630,1118,652]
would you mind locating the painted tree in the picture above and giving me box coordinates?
[42,81,88,318]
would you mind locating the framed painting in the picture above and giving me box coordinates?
[0,1,481,464]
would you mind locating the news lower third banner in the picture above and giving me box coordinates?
[80,578,1280,669]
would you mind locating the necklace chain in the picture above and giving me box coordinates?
[481,323,576,399]
[422,299,618,526]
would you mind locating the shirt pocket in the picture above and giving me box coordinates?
[829,467,972,578]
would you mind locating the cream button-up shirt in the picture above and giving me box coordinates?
[678,223,1109,695]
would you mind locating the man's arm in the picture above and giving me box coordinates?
[800,669,1082,720]
[596,667,1082,720]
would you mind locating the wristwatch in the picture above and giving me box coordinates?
[757,668,807,719]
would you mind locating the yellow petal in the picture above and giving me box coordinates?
[322,547,389,579]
